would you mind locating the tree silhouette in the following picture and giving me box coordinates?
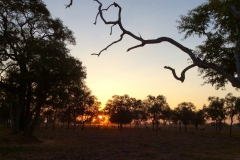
[204,97,226,134]
[191,109,206,131]
[161,107,173,129]
[0,0,87,136]
[104,95,133,130]
[174,102,196,132]
[146,95,169,131]
[225,93,240,136]
[131,99,148,129]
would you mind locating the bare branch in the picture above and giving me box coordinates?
[102,4,115,12]
[164,64,196,82]
[94,0,119,25]
[91,33,125,56]
[65,0,73,8]
[92,1,240,88]
[127,43,145,52]
[110,24,116,35]
[138,33,143,39]
[94,12,99,25]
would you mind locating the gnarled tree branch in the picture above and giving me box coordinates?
[91,1,240,88]
[164,64,196,83]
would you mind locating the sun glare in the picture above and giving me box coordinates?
[98,115,103,119]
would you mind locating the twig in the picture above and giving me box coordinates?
[65,0,73,8]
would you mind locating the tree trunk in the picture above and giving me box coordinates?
[7,119,9,128]
[67,116,70,130]
[24,103,41,137]
[152,121,155,131]
[156,122,159,132]
[195,125,198,131]
[119,123,123,131]
[3,120,6,128]
[19,82,32,131]
[215,120,218,134]
[45,115,48,129]
[10,100,20,134]
[19,104,26,131]
[52,116,56,131]
[81,121,85,131]
[37,119,40,131]
[179,122,182,131]
[230,116,233,137]
[72,115,76,132]
[184,124,187,132]
[218,120,221,134]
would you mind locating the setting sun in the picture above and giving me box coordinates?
[98,115,103,119]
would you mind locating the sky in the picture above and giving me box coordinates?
[43,0,239,110]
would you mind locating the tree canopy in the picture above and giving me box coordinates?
[0,0,87,136]
[104,95,133,130]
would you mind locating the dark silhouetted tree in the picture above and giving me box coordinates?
[0,0,78,135]
[225,93,240,136]
[191,109,206,131]
[174,102,196,132]
[104,94,133,130]
[146,95,169,131]
[204,96,226,134]
[131,99,148,129]
[161,107,173,129]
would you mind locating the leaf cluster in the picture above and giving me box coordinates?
[177,0,240,89]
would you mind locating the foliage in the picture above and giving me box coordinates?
[173,102,196,131]
[131,99,148,128]
[204,96,226,133]
[146,95,169,131]
[104,94,133,129]
[224,93,240,136]
[177,0,240,89]
[191,109,206,131]
[0,0,88,136]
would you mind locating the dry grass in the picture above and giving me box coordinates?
[1,126,240,160]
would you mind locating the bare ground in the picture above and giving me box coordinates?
[0,126,240,160]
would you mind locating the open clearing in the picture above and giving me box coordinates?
[1,126,240,160]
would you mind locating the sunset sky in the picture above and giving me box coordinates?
[44,0,239,110]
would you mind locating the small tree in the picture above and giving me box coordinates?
[204,97,226,134]
[146,95,169,131]
[104,94,133,130]
[225,93,240,136]
[175,102,196,132]
[191,109,206,131]
[131,99,147,129]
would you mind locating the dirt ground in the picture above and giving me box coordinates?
[0,126,240,160]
